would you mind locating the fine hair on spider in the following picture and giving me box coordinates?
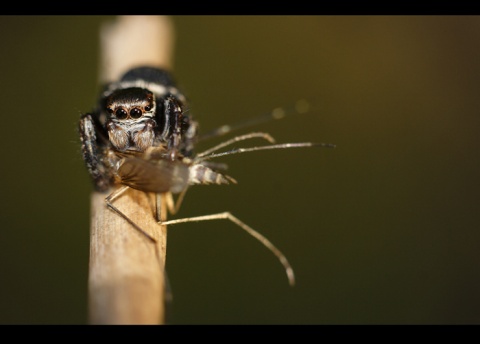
[79,66,335,287]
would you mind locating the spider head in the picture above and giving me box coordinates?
[105,87,156,122]
[104,87,157,152]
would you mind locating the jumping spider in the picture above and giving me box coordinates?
[79,66,334,286]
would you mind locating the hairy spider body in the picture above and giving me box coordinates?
[79,66,228,194]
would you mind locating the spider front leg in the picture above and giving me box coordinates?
[164,96,190,160]
[79,113,113,192]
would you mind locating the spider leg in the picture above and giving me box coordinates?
[79,113,113,192]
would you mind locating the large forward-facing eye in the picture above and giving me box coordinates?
[116,108,128,119]
[130,108,143,119]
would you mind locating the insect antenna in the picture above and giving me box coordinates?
[198,99,315,142]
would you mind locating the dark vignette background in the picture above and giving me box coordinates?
[0,15,479,324]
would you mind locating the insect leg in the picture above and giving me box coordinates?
[196,132,276,158]
[198,141,336,162]
[155,190,189,220]
[105,186,157,243]
[198,99,312,142]
[158,212,295,286]
[102,187,174,308]
[166,189,189,215]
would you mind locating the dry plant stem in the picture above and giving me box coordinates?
[99,15,174,83]
[89,189,167,324]
[88,15,174,325]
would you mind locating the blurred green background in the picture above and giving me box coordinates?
[1,15,479,324]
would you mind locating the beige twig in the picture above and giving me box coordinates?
[88,15,174,325]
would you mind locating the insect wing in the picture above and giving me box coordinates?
[117,156,189,194]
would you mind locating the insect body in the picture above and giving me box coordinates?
[79,66,334,286]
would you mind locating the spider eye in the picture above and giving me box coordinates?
[145,105,152,112]
[130,108,143,119]
[106,107,114,114]
[116,108,128,119]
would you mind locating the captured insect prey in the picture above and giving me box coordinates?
[79,66,335,286]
